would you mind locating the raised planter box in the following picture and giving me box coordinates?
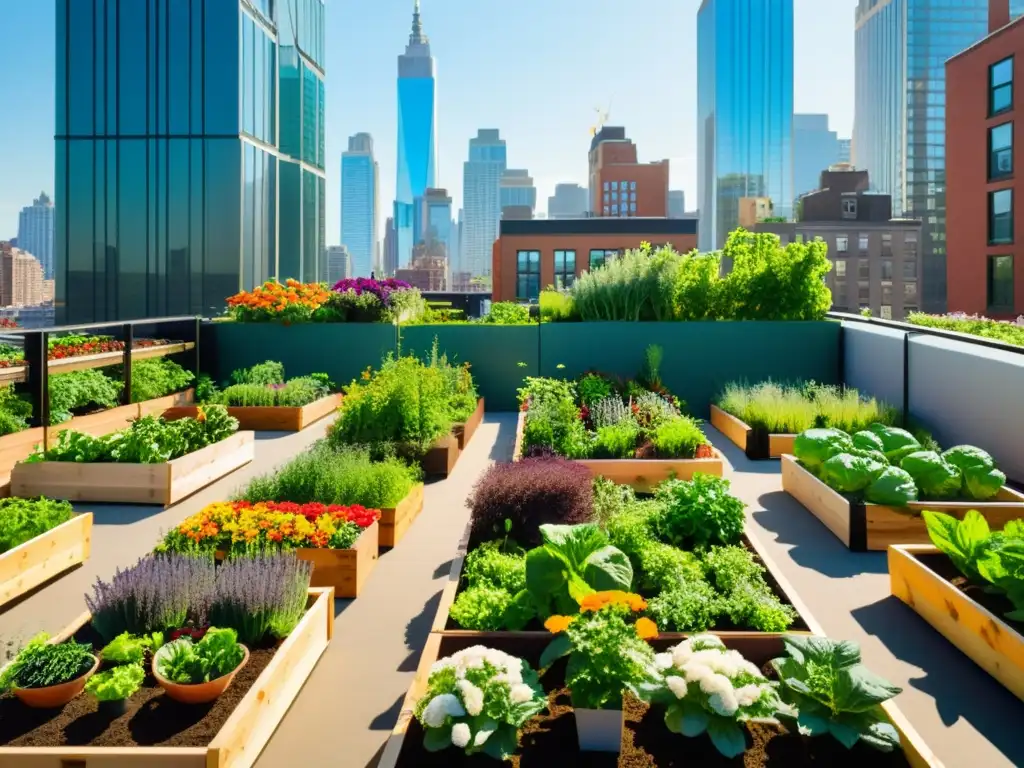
[781,455,1024,552]
[377,632,941,768]
[710,404,795,460]
[47,389,197,448]
[0,513,92,608]
[0,341,197,385]
[431,519,815,642]
[513,411,724,492]
[419,433,460,476]
[163,393,342,432]
[453,398,484,450]
[890,544,1024,702]
[137,388,196,418]
[0,427,45,497]
[0,586,333,767]
[10,431,255,506]
[379,483,425,548]
[297,521,379,599]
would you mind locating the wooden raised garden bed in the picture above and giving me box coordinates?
[889,544,1024,702]
[137,388,196,419]
[710,404,795,460]
[0,586,334,768]
[10,431,256,506]
[0,427,45,497]
[781,455,1024,552]
[379,483,425,548]
[163,393,342,432]
[419,433,461,477]
[297,521,379,599]
[453,398,485,450]
[430,519,815,642]
[0,513,93,608]
[513,411,724,492]
[377,631,941,768]
[46,389,198,448]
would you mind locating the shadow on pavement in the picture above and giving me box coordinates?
[399,589,442,672]
[84,503,173,525]
[369,692,405,731]
[707,426,782,476]
[853,596,1024,765]
[752,492,888,578]
[487,413,519,462]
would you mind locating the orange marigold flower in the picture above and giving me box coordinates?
[635,618,659,640]
[544,615,573,634]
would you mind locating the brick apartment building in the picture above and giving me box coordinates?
[588,127,669,218]
[491,218,698,303]
[946,0,1023,318]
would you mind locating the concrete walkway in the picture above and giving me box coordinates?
[0,414,1017,768]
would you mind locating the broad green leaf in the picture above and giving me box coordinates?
[1003,520,1024,540]
[423,724,452,752]
[539,523,608,570]
[679,703,710,737]
[921,511,971,573]
[469,717,498,750]
[834,667,902,713]
[664,703,686,734]
[539,634,572,670]
[583,545,634,592]
[861,720,902,752]
[481,724,518,760]
[707,719,747,758]
[783,635,861,669]
[525,547,566,605]
[796,710,832,737]
[828,717,864,749]
[502,590,537,631]
[955,510,991,557]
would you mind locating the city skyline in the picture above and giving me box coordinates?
[0,1,857,247]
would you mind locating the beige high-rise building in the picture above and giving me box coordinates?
[0,243,45,307]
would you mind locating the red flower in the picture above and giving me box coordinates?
[695,444,715,459]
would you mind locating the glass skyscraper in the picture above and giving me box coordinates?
[854,0,1024,313]
[461,130,507,278]
[17,193,55,281]
[55,0,325,323]
[697,0,794,251]
[793,115,842,202]
[394,0,438,268]
[341,133,379,278]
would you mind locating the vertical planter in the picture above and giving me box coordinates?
[574,707,623,753]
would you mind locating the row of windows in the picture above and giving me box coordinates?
[834,259,918,280]
[990,189,1014,245]
[603,192,637,203]
[602,180,637,192]
[602,203,638,216]
[991,56,1014,117]
[832,280,919,304]
[823,232,918,253]
[514,249,621,300]
[241,12,276,146]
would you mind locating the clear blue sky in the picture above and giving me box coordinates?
[0,0,856,244]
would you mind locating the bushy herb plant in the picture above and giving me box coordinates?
[208,552,312,644]
[7,641,95,689]
[652,474,746,549]
[127,358,195,403]
[480,302,530,325]
[0,497,74,553]
[651,416,710,458]
[48,369,122,425]
[577,372,614,407]
[907,311,1024,347]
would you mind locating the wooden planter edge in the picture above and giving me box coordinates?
[889,544,1024,702]
[781,455,1024,552]
[379,483,426,549]
[164,393,342,432]
[453,398,485,450]
[0,513,93,608]
[0,586,334,768]
[709,404,795,460]
[299,521,379,599]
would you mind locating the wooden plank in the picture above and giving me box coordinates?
[0,343,196,385]
[890,544,1024,702]
[0,588,330,768]
[11,433,254,506]
[0,427,46,497]
[710,404,750,453]
[137,389,195,419]
[575,453,724,492]
[866,499,1024,551]
[46,405,140,449]
[0,513,92,608]
[298,522,378,599]
[780,455,852,548]
[379,483,425,548]
[165,394,343,433]
[295,393,343,430]
[454,398,485,450]
[768,433,796,458]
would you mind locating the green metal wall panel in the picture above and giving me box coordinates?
[539,322,840,417]
[399,325,540,411]
[204,322,397,388]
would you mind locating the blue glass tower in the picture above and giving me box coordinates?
[394,0,438,268]
[55,0,325,322]
[697,0,794,251]
[854,0,1024,312]
[341,133,379,278]
[462,130,507,278]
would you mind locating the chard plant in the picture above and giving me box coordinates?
[771,635,903,752]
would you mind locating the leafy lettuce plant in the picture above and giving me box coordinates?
[100,632,164,665]
[899,451,962,499]
[771,635,903,752]
[154,627,245,684]
[85,662,144,702]
[942,445,1006,501]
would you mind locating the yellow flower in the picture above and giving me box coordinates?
[544,615,573,634]
[635,617,659,640]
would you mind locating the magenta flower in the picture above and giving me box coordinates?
[331,277,412,306]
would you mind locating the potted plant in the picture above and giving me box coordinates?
[0,633,99,708]
[413,645,547,758]
[540,590,660,753]
[85,662,145,716]
[152,626,249,704]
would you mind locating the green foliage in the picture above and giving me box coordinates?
[129,358,195,403]
[0,386,31,436]
[0,633,50,693]
[943,445,1006,501]
[195,374,220,403]
[793,427,854,469]
[538,288,578,322]
[48,369,122,425]
[571,243,682,322]
[0,497,74,554]
[100,632,162,666]
[646,577,720,632]
[8,640,94,689]
[907,312,1024,347]
[703,546,797,632]
[481,302,531,325]
[653,474,746,549]
[772,635,902,752]
[231,360,285,387]
[216,377,329,408]
[651,416,708,458]
[463,541,527,593]
[85,662,144,701]
[449,585,513,631]
[820,452,887,493]
[592,421,640,459]
[238,442,419,509]
[591,476,634,528]
[154,627,245,684]
[899,451,962,499]
[577,373,614,407]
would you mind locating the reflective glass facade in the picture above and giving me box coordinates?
[341,134,378,278]
[55,0,325,322]
[854,0,1024,313]
[462,130,507,278]
[697,0,794,250]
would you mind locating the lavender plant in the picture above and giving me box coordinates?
[589,395,632,429]
[86,554,216,643]
[208,552,312,645]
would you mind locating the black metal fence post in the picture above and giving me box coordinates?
[120,323,134,406]
[24,330,49,428]
[192,317,202,381]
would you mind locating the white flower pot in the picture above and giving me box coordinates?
[574,706,623,753]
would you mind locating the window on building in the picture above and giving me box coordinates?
[859,234,869,252]
[612,191,618,201]
[611,204,619,214]
[990,122,1013,180]
[990,56,1014,116]
[629,202,636,212]
[858,282,869,302]
[603,206,609,215]
[603,193,609,204]
[881,259,893,280]
[630,192,636,202]
[903,259,918,279]
[630,181,637,190]
[603,181,609,191]
[988,254,1014,310]
[834,280,846,303]
[589,249,615,271]
[554,250,576,290]
[904,282,918,303]
[835,260,847,278]
[836,235,849,253]
[881,232,892,256]
[515,250,540,302]
[989,189,1014,244]
[842,198,857,218]
[882,282,893,304]
[858,259,869,279]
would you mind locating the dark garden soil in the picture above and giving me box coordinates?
[0,625,276,748]
[394,658,912,767]
[918,553,1024,632]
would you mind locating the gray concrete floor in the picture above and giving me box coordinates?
[0,414,1018,768]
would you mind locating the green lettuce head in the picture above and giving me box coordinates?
[864,467,918,506]
[899,451,962,500]
[866,424,920,462]
[852,431,884,453]
[942,445,1004,501]
[794,428,853,469]
[820,453,886,493]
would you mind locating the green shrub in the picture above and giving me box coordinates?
[652,474,746,549]
[0,387,30,436]
[48,369,122,425]
[592,422,639,459]
[571,243,681,321]
[129,359,195,403]
[481,302,530,325]
[0,497,75,553]
[231,361,285,387]
[577,373,614,407]
[907,312,1024,347]
[651,416,708,458]
[539,289,577,322]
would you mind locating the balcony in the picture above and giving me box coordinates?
[0,306,1021,767]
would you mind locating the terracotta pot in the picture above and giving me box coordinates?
[152,646,249,704]
[13,655,99,709]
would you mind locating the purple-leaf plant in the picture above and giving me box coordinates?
[331,277,412,306]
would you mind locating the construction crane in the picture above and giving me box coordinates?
[589,102,612,137]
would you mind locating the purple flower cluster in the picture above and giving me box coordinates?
[208,552,313,645]
[87,554,216,643]
[331,277,412,306]
[942,311,1024,327]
